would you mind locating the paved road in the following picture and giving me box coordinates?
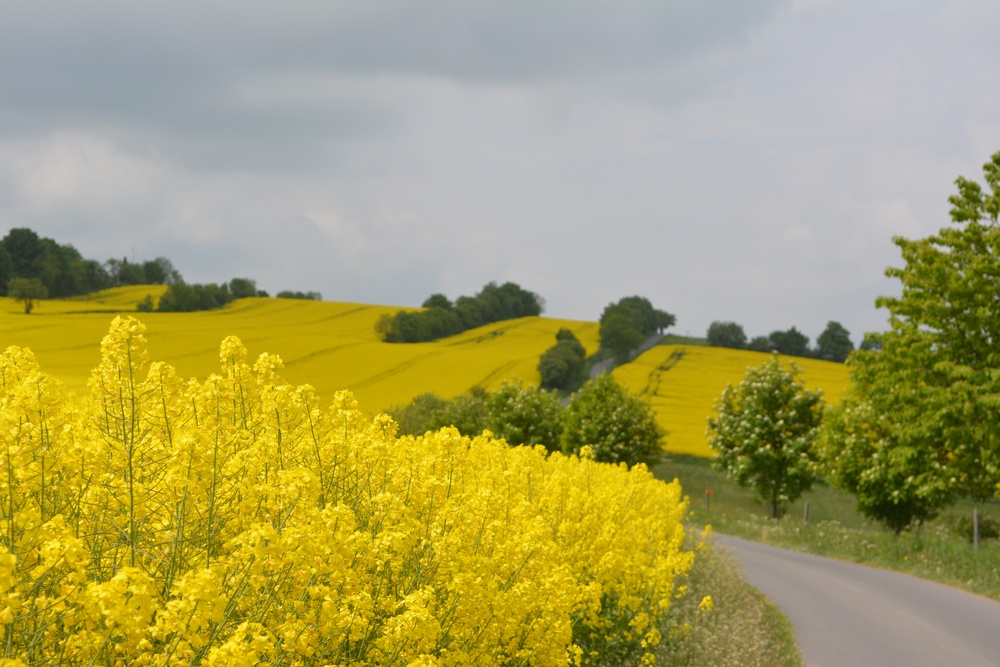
[718,534,1000,667]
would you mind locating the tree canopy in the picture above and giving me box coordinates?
[538,328,588,391]
[706,321,747,349]
[561,374,664,467]
[7,277,48,314]
[818,150,1000,531]
[815,321,854,362]
[598,296,674,360]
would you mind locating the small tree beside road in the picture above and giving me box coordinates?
[707,353,824,518]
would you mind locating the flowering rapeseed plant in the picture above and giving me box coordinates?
[0,316,693,665]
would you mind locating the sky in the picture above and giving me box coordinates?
[2,1,999,344]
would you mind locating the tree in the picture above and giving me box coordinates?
[707,354,823,519]
[538,328,587,391]
[818,151,1000,526]
[817,398,953,533]
[706,321,747,349]
[229,278,258,299]
[768,327,810,357]
[386,392,449,436]
[561,374,663,467]
[746,335,773,353]
[7,277,48,314]
[816,321,854,362]
[486,380,565,452]
[422,293,453,310]
[599,306,645,360]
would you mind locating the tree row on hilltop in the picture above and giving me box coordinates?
[0,227,181,298]
[705,319,860,362]
[375,281,543,343]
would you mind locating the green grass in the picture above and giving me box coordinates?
[653,455,1000,601]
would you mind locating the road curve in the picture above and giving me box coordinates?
[717,534,1000,667]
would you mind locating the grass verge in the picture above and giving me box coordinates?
[654,455,1000,602]
[661,533,803,667]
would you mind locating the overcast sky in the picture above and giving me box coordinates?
[2,1,999,343]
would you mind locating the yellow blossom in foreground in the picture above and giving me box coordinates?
[0,317,695,665]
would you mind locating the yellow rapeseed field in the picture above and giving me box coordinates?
[0,317,695,665]
[613,345,850,458]
[2,288,849,461]
[0,288,599,412]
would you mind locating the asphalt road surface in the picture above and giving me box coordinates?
[718,534,1000,667]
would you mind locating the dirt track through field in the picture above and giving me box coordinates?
[718,534,1000,667]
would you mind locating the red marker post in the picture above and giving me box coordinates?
[705,489,713,512]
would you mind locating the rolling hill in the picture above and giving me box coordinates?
[1,286,849,457]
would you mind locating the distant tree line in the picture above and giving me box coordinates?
[375,282,543,343]
[705,319,869,363]
[1,227,323,314]
[0,227,181,298]
[599,296,675,360]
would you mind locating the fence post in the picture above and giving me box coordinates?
[804,500,810,526]
[974,507,980,552]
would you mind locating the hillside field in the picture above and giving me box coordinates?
[0,286,600,412]
[1,286,849,457]
[613,344,849,457]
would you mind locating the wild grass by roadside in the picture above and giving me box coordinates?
[655,455,1000,602]
[661,534,804,667]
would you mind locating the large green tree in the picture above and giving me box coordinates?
[707,354,823,519]
[561,374,663,467]
[818,151,1000,529]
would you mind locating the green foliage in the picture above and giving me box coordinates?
[275,290,322,300]
[561,373,664,467]
[228,277,258,299]
[538,328,588,391]
[819,151,1000,531]
[707,354,823,519]
[815,321,854,362]
[136,294,155,312]
[706,321,747,349]
[486,380,565,452]
[598,296,675,360]
[156,281,233,312]
[817,400,952,533]
[7,276,48,314]
[389,375,658,464]
[377,281,543,343]
[387,393,450,436]
[599,308,646,360]
[746,336,773,353]
[767,327,810,357]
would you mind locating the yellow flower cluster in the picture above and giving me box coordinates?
[0,317,692,665]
